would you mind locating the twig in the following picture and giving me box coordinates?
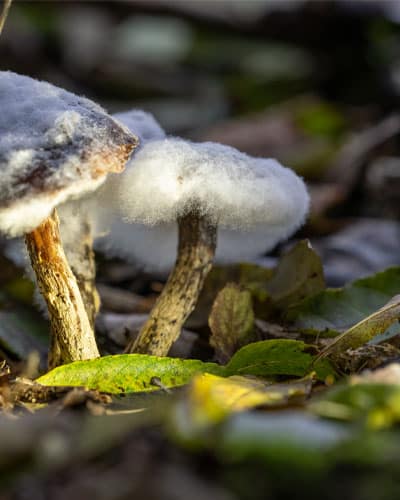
[0,0,12,37]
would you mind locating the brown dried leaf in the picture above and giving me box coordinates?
[209,283,256,363]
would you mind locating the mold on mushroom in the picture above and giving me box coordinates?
[93,125,308,272]
[114,137,309,356]
[0,71,136,237]
[117,138,309,230]
[0,71,137,367]
[2,108,162,328]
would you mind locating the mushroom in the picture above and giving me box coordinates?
[113,138,309,355]
[0,71,137,367]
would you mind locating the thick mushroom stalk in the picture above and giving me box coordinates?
[128,211,217,355]
[25,210,99,368]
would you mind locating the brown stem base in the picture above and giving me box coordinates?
[25,210,100,368]
[128,212,217,356]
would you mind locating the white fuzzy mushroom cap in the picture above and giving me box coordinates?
[117,138,309,231]
[0,71,136,237]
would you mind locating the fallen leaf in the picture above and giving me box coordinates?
[224,339,333,380]
[318,295,400,358]
[37,355,222,394]
[175,373,313,431]
[286,266,400,338]
[262,240,325,313]
[209,283,256,362]
[37,340,334,394]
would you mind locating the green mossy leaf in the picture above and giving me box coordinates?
[37,354,222,394]
[225,339,334,380]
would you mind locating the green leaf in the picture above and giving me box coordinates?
[37,340,334,394]
[209,283,256,362]
[225,339,334,380]
[319,295,400,357]
[37,354,222,394]
[286,267,400,337]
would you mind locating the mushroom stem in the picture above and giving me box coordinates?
[62,216,100,329]
[25,209,100,368]
[129,211,217,355]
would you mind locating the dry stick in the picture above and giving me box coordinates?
[0,0,12,36]
[129,211,217,356]
[25,210,100,368]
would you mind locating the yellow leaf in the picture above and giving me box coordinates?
[186,373,311,427]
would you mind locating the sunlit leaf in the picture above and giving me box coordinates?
[37,354,222,394]
[185,373,312,424]
[37,340,334,394]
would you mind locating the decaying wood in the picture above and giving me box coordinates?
[128,212,217,356]
[25,210,100,368]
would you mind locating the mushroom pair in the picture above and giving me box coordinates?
[102,136,309,356]
[0,71,137,367]
[2,76,309,363]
